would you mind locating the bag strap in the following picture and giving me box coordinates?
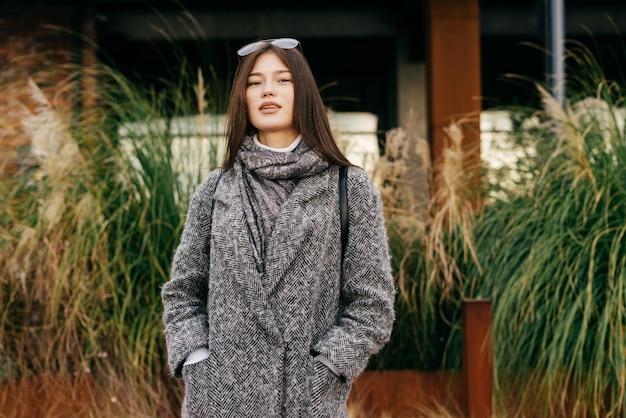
[339,165,348,259]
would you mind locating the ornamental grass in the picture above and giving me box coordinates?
[0,45,225,415]
[423,40,626,417]
[2,20,626,418]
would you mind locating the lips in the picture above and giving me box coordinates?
[259,101,280,111]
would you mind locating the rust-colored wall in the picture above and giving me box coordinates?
[0,4,96,176]
[349,369,464,417]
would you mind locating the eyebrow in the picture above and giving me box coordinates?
[248,69,291,77]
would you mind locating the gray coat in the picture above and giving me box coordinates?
[162,165,395,418]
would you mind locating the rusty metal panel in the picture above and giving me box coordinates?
[427,0,482,165]
[462,299,493,418]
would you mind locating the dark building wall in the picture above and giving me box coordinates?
[94,3,404,139]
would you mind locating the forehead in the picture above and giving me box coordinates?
[249,52,289,74]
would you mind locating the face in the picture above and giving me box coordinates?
[245,52,297,145]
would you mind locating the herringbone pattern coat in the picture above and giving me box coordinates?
[162,165,395,418]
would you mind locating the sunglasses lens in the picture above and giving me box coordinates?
[237,38,300,56]
[271,38,300,49]
[237,41,264,57]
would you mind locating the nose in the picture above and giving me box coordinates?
[262,83,276,97]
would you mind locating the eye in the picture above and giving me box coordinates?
[278,77,292,84]
[247,80,261,87]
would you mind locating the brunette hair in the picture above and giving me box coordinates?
[221,42,352,170]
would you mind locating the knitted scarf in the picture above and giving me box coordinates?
[234,136,329,272]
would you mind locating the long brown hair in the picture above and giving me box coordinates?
[221,42,352,170]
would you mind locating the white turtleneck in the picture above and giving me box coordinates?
[253,134,302,152]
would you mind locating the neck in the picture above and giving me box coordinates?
[257,130,299,148]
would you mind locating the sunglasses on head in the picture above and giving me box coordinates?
[237,38,301,57]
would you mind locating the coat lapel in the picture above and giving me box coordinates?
[211,174,282,343]
[263,170,332,296]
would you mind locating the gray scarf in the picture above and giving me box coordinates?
[234,136,329,272]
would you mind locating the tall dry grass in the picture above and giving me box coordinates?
[4,15,625,418]
[368,37,626,417]
[0,44,223,416]
[432,41,626,417]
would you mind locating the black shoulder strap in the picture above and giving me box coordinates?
[339,165,348,259]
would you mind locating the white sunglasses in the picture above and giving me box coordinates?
[237,38,300,57]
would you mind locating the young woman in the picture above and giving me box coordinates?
[161,38,395,418]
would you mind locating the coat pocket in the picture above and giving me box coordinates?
[182,357,211,417]
[311,358,346,417]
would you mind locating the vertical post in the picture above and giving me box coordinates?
[540,0,566,107]
[462,299,493,418]
[550,0,565,107]
[426,0,482,202]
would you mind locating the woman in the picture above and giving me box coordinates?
[161,38,395,418]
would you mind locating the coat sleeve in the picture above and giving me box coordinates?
[161,169,223,378]
[313,167,396,383]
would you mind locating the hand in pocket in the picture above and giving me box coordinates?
[182,357,211,417]
[310,358,342,416]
